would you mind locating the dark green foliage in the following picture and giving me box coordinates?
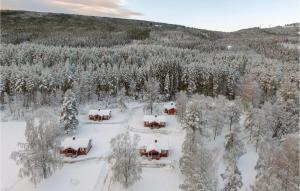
[127,28,150,40]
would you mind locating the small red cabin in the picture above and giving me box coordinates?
[61,137,92,157]
[89,109,111,121]
[163,102,176,115]
[139,140,169,160]
[144,115,166,128]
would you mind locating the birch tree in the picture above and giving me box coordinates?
[175,91,188,122]
[10,109,62,185]
[180,143,217,191]
[109,132,142,188]
[251,134,299,191]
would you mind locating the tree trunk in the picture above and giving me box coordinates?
[250,123,253,141]
[214,127,217,140]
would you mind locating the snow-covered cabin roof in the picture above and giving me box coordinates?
[89,110,99,115]
[98,109,111,116]
[163,102,176,110]
[144,115,166,123]
[88,109,111,116]
[62,137,91,150]
[146,139,169,153]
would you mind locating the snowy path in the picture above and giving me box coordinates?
[89,104,145,191]
[92,161,109,191]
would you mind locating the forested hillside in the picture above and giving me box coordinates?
[0,10,299,123]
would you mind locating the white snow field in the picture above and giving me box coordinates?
[1,102,258,191]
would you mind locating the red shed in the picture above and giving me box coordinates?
[163,102,176,115]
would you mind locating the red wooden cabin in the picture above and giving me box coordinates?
[61,137,92,157]
[144,115,166,128]
[139,140,169,160]
[88,109,111,121]
[163,102,176,115]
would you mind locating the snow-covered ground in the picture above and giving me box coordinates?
[1,121,26,191]
[111,166,183,191]
[1,102,258,191]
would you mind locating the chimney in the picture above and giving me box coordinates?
[73,136,76,140]
[154,139,157,143]
[155,115,157,118]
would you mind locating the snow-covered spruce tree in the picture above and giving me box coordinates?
[117,87,127,111]
[60,89,78,134]
[180,142,217,191]
[164,73,171,100]
[222,123,245,190]
[109,132,142,188]
[251,134,299,191]
[182,98,205,144]
[144,77,160,114]
[129,80,138,99]
[221,162,243,191]
[79,71,94,104]
[10,109,62,185]
[175,91,188,122]
[223,128,246,165]
[226,101,241,132]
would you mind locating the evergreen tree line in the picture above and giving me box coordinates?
[1,43,297,110]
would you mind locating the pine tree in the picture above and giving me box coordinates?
[117,87,127,111]
[60,89,78,133]
[223,130,246,165]
[221,162,243,191]
[144,78,160,114]
[226,101,241,132]
[182,99,204,144]
[164,73,170,100]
